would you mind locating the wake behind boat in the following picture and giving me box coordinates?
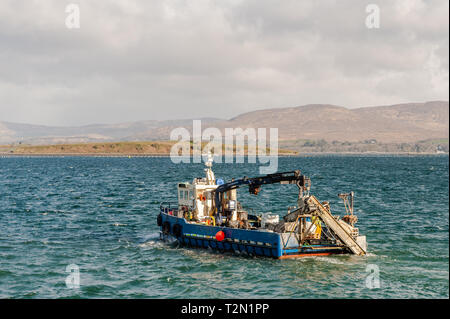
[157,155,367,259]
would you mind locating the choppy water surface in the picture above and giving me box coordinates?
[0,155,448,298]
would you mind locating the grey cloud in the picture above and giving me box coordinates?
[0,0,448,126]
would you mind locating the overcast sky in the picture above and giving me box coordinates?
[0,0,448,126]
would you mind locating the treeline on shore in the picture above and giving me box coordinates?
[280,138,449,154]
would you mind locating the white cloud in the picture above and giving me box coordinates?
[0,0,448,126]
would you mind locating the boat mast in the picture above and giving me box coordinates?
[204,152,215,185]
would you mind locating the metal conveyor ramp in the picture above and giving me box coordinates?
[306,195,367,255]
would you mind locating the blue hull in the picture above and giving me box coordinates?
[159,212,347,259]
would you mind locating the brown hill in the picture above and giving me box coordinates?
[220,101,448,143]
[0,101,448,146]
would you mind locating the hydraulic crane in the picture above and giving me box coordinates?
[213,170,311,220]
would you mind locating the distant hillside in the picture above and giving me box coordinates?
[0,118,222,145]
[0,101,448,153]
[221,101,448,143]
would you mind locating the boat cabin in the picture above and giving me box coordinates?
[177,154,223,223]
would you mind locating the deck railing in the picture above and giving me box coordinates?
[159,202,179,214]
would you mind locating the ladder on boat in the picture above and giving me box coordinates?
[306,195,367,255]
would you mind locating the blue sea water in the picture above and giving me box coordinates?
[0,155,448,298]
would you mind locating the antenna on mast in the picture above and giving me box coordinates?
[204,151,213,168]
[203,151,215,184]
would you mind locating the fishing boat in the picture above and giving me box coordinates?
[157,154,367,259]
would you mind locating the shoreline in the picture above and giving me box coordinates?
[1,152,447,157]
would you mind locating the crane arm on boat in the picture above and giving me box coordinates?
[213,170,311,221]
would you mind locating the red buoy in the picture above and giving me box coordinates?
[215,230,225,241]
